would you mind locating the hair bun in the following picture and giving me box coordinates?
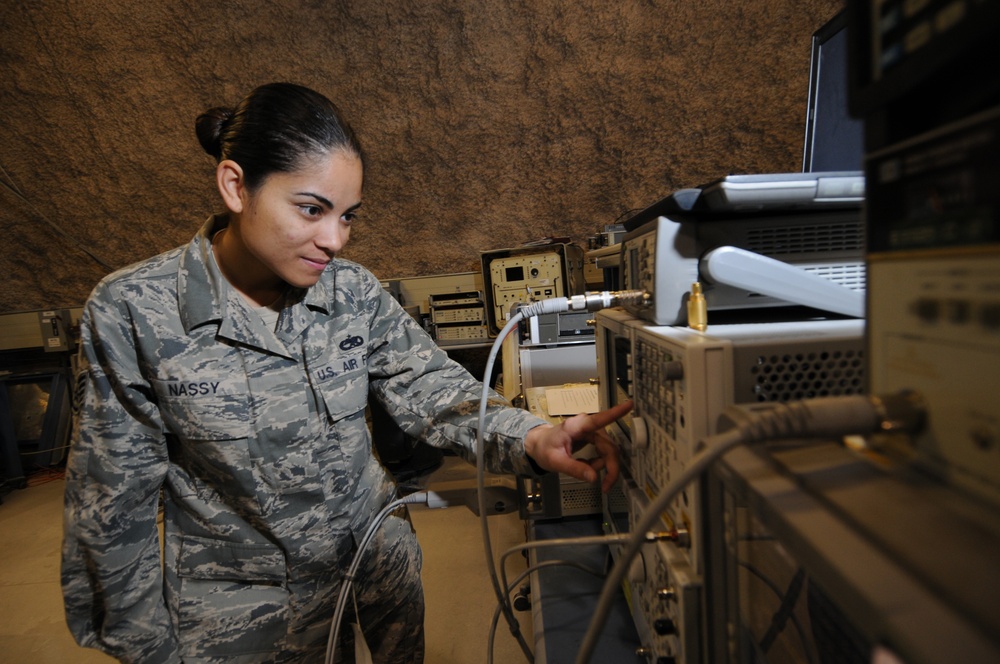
[195,106,234,160]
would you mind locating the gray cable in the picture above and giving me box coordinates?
[477,310,536,662]
[476,290,649,664]
[324,492,428,664]
[498,533,633,606]
[574,394,922,663]
[324,293,635,664]
[574,426,747,664]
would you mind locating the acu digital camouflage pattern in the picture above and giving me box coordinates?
[62,215,547,663]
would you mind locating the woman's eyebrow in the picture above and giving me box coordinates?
[296,192,334,209]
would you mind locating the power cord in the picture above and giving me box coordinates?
[574,391,927,663]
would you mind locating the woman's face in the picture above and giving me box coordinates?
[227,150,363,296]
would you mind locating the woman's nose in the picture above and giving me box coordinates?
[315,221,348,253]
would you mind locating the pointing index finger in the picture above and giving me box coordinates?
[584,400,633,431]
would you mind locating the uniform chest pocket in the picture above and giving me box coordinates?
[311,352,369,423]
[152,379,251,441]
[151,378,265,513]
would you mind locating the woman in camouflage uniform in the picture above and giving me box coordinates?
[61,82,628,664]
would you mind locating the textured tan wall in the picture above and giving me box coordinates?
[0,0,842,313]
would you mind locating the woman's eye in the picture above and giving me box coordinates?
[342,212,357,225]
[300,205,323,218]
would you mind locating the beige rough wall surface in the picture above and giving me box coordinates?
[0,0,842,312]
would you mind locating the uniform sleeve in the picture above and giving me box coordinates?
[61,283,181,664]
[361,274,548,477]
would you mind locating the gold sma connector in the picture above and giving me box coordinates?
[687,282,707,332]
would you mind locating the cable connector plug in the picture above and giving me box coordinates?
[645,528,689,547]
[714,392,927,446]
[424,478,520,516]
[567,289,649,312]
[398,490,431,505]
[518,290,650,318]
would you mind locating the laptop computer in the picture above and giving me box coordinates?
[624,10,864,229]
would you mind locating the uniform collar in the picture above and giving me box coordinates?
[177,216,335,354]
[178,215,229,333]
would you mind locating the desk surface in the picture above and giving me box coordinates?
[528,516,640,664]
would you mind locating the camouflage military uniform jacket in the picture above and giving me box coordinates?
[62,216,546,663]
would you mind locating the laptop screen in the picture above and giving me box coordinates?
[802,11,865,172]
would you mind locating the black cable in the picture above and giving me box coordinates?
[738,562,817,664]
[489,559,607,664]
[759,567,807,655]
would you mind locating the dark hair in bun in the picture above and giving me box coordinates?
[194,106,235,161]
[194,83,363,191]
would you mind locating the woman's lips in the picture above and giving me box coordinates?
[303,256,330,270]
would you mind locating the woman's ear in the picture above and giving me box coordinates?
[216,160,246,214]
